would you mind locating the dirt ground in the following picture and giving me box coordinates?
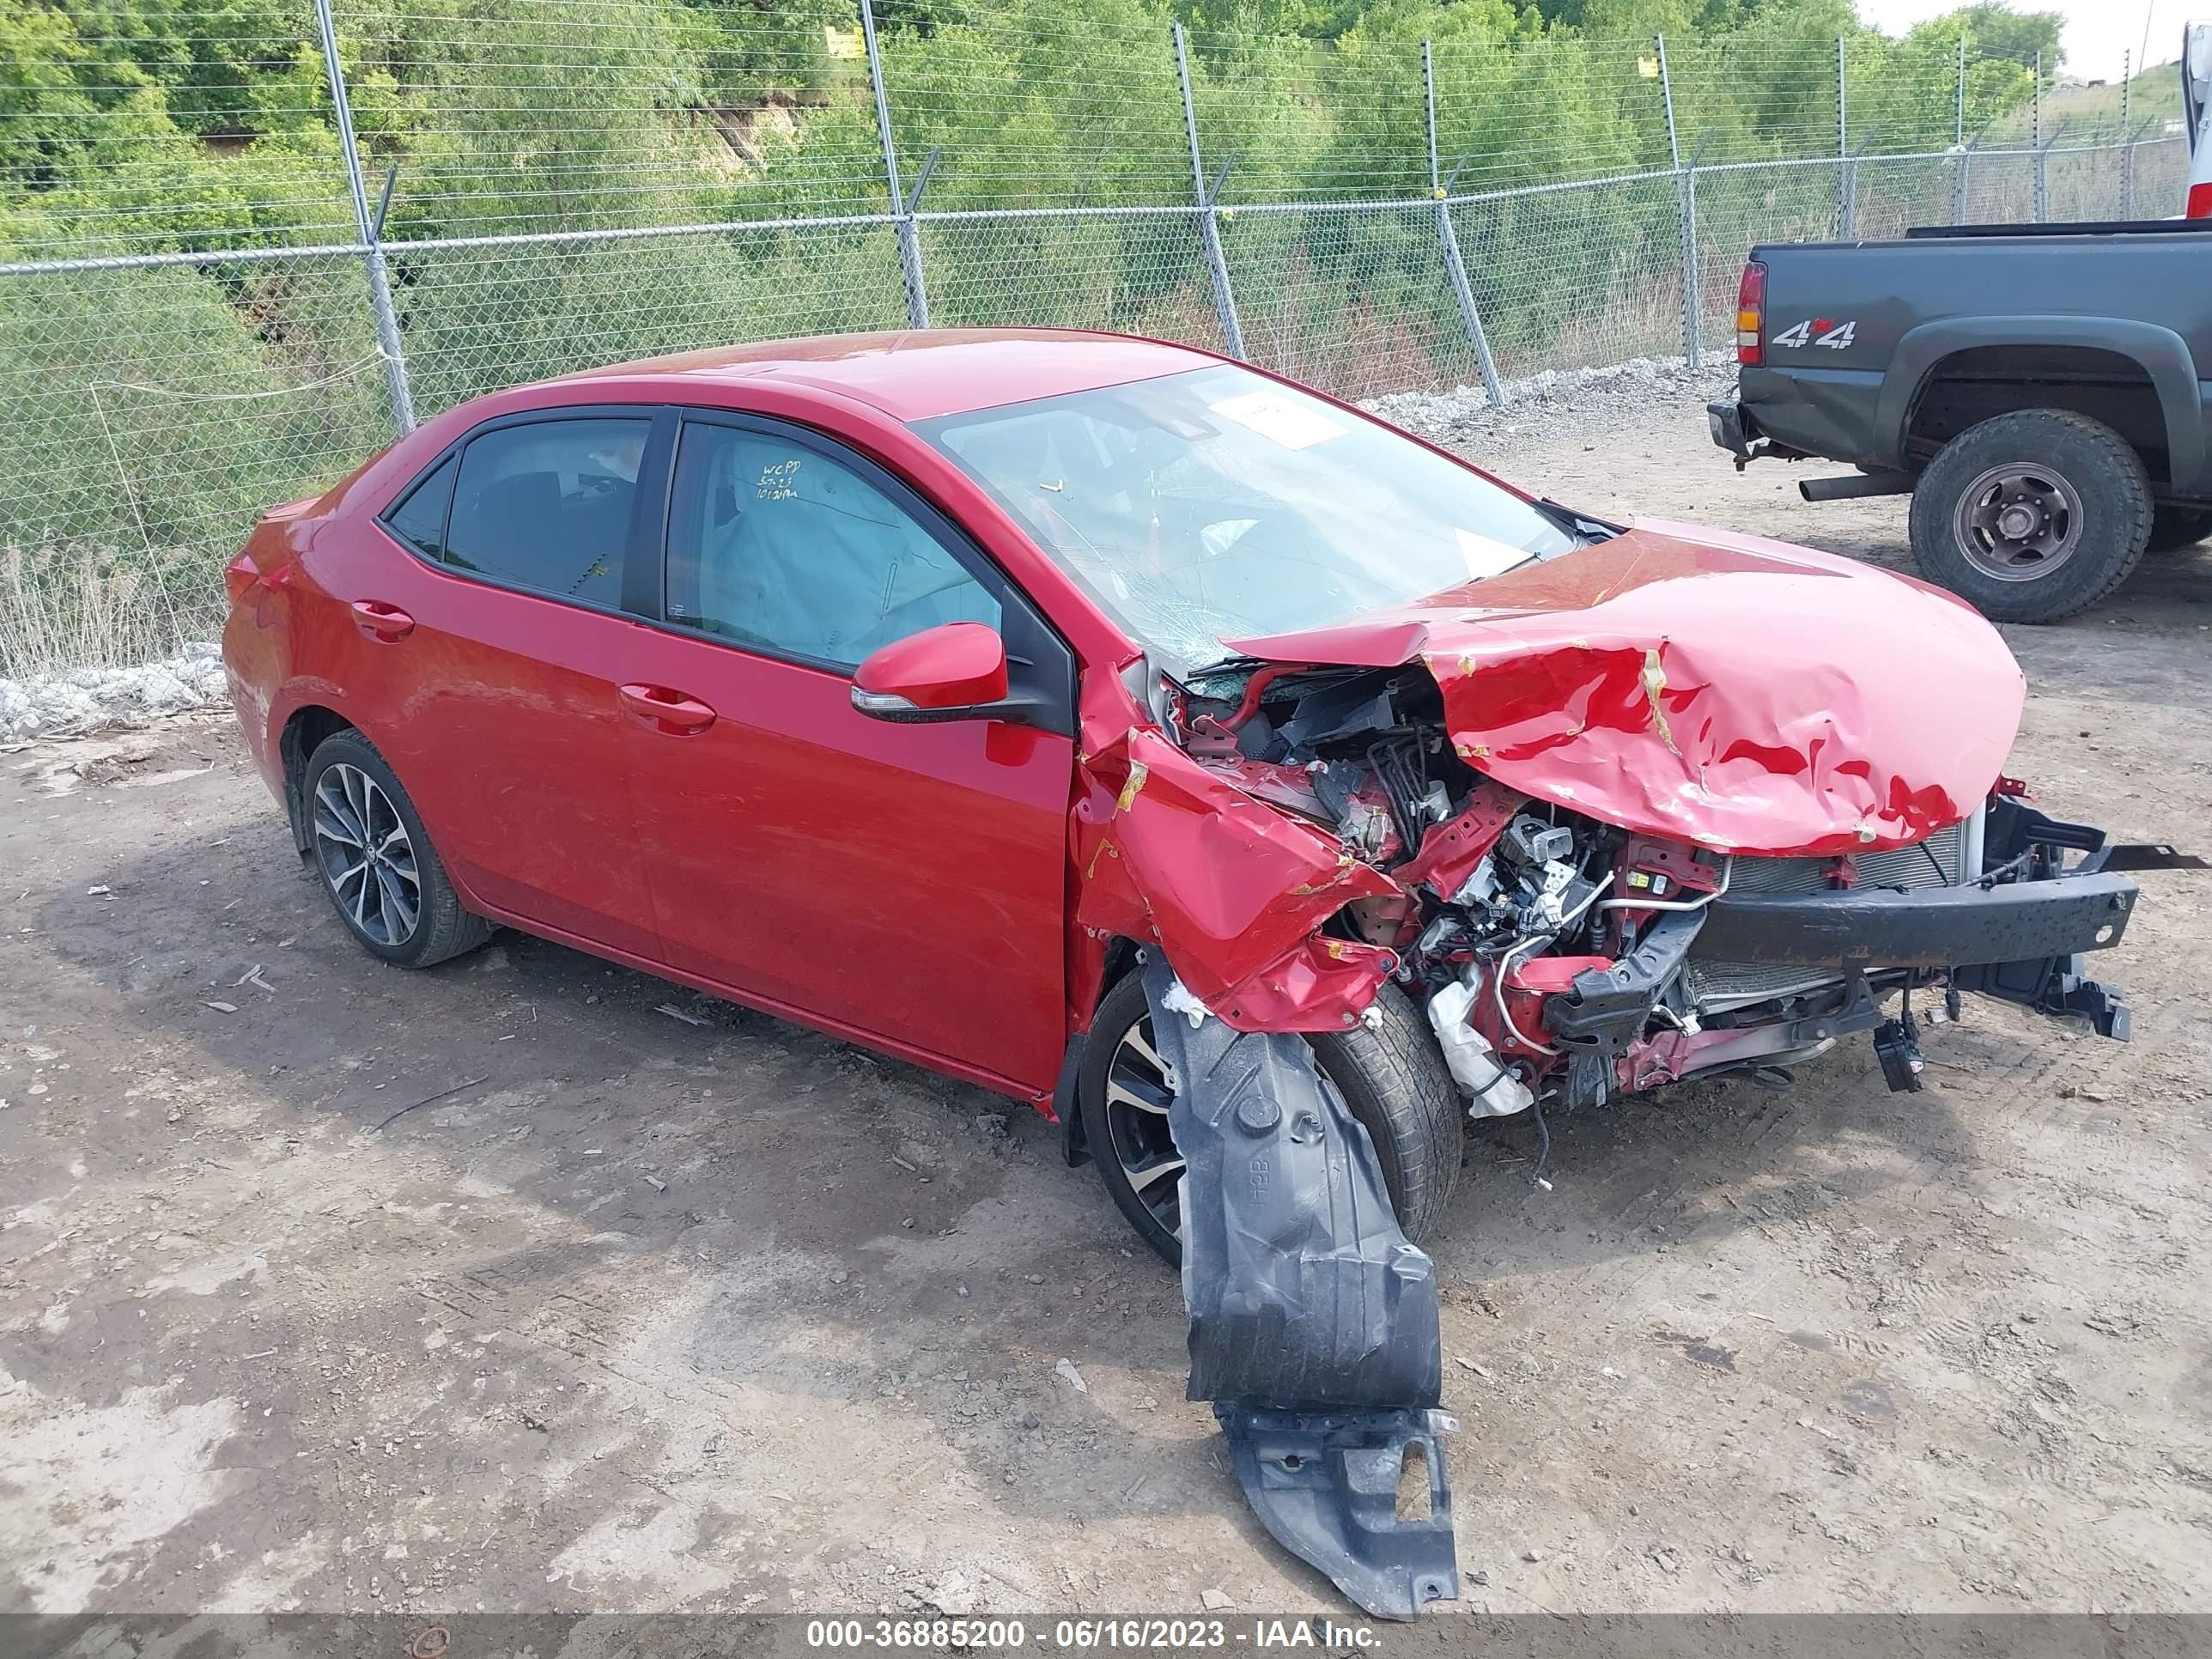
[4,392,2209,1624]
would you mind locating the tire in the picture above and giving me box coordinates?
[1079,969,1462,1266]
[2147,505,2212,554]
[1907,410,2153,623]
[301,729,495,968]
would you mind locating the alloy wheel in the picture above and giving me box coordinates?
[1103,1013,1186,1239]
[1953,461,2085,582]
[312,763,422,947]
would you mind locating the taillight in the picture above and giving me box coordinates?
[2188,182,2212,220]
[224,551,260,604]
[1736,260,1766,367]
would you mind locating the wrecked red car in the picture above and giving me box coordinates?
[222,329,2161,1619]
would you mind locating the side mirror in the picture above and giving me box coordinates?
[850,622,1014,724]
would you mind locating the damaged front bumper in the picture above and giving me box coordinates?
[1691,869,2136,971]
[1141,961,1460,1622]
[1690,864,2138,1042]
[1548,799,2164,1106]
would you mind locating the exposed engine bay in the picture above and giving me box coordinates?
[1166,656,2148,1128]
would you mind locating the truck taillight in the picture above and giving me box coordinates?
[1736,259,1765,366]
[2188,182,2212,219]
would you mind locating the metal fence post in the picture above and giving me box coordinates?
[2119,50,2135,218]
[1835,35,1851,237]
[1954,33,1966,146]
[1952,32,1967,221]
[2030,51,2044,220]
[861,0,929,330]
[1175,22,1245,361]
[1657,35,1700,368]
[1425,40,1504,405]
[313,0,413,434]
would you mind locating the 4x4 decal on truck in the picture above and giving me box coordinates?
[1772,317,1856,349]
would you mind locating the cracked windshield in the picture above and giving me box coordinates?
[921,364,1578,672]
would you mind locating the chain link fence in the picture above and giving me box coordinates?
[0,0,2189,676]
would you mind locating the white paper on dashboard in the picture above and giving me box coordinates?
[1455,526,1528,580]
[1206,389,1346,450]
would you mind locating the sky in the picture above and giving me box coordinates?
[1854,0,2190,82]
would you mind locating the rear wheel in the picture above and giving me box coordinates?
[2147,505,2212,553]
[303,730,494,968]
[1908,410,2153,623]
[1079,969,1462,1265]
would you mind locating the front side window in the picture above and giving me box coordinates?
[665,422,999,668]
[442,418,650,608]
[917,364,1579,673]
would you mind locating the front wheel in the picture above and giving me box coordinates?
[1079,970,1462,1265]
[1908,410,2153,624]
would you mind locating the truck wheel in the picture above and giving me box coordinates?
[2147,505,2212,553]
[1080,970,1462,1266]
[1909,410,2152,623]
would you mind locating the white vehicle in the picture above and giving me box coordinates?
[2188,21,2211,216]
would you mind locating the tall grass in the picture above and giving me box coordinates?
[0,545,217,682]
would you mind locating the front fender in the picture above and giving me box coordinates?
[1877,315,2206,487]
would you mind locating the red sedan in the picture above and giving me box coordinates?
[223,329,2142,1267]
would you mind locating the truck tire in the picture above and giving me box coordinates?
[1909,410,2153,623]
[1081,970,1462,1266]
[2147,505,2212,553]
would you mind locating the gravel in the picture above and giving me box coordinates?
[0,641,226,743]
[1362,356,1738,450]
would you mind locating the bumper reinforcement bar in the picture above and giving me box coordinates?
[1689,872,2137,969]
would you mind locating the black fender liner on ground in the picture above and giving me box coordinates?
[1141,960,1459,1621]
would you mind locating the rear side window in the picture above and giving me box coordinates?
[384,454,457,559]
[443,418,651,608]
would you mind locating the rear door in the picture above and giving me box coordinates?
[346,407,675,959]
[617,411,1079,1093]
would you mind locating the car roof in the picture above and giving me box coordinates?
[544,328,1220,422]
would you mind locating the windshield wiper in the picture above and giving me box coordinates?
[1533,496,1623,541]
[1178,652,1262,684]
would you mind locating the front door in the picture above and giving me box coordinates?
[618,414,1077,1093]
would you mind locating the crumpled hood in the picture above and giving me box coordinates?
[1223,520,2025,856]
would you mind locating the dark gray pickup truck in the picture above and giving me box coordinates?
[1708,219,2212,622]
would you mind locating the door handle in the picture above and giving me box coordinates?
[350,599,415,641]
[619,683,717,735]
